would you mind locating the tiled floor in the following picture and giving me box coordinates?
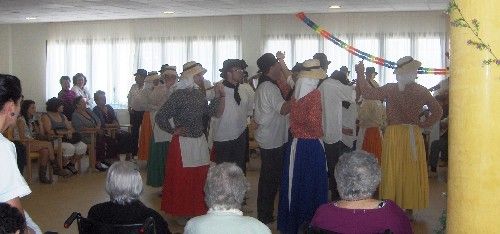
[21,155,447,233]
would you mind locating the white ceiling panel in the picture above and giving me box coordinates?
[0,0,449,24]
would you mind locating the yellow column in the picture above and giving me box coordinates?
[448,0,500,233]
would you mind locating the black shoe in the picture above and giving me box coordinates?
[64,163,78,175]
[95,162,108,172]
[102,160,113,167]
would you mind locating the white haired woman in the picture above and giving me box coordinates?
[87,161,171,234]
[310,151,412,233]
[185,163,271,234]
[355,59,443,213]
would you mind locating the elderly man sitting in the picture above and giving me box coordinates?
[310,151,412,233]
[87,161,171,234]
[184,163,271,234]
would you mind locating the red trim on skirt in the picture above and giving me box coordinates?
[161,135,208,216]
[362,127,382,162]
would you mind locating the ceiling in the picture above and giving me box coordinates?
[0,0,449,24]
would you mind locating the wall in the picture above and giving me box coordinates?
[10,24,49,109]
[0,25,12,73]
[0,11,447,113]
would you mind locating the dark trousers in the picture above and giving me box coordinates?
[129,110,144,156]
[429,133,448,171]
[13,141,27,174]
[214,131,247,174]
[324,141,352,201]
[95,135,118,163]
[257,145,284,223]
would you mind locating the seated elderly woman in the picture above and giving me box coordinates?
[310,151,412,233]
[87,161,171,234]
[14,100,70,183]
[72,96,117,171]
[184,163,271,234]
[41,97,87,174]
[92,90,134,156]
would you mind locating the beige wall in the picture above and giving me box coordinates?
[0,25,12,74]
[0,11,447,114]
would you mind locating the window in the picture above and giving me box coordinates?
[265,33,445,88]
[46,36,240,107]
[324,36,350,77]
[353,37,381,83]
[415,37,445,88]
[384,37,411,84]
[294,35,319,66]
[264,36,292,67]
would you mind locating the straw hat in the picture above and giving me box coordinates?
[162,65,178,77]
[393,56,422,75]
[297,59,327,80]
[181,61,207,79]
[144,71,160,83]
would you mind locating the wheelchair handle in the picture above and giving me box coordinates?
[64,212,79,228]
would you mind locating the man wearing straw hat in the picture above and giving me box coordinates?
[156,61,225,220]
[356,57,442,215]
[211,59,254,173]
[254,53,291,224]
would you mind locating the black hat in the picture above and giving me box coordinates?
[257,53,278,73]
[313,53,331,69]
[159,64,169,73]
[365,67,378,75]
[339,66,350,74]
[134,69,147,77]
[291,62,304,73]
[330,70,349,85]
[219,59,245,79]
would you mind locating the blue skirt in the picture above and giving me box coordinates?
[278,138,328,234]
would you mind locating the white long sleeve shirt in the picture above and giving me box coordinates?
[212,85,254,142]
[254,81,288,149]
[318,79,354,144]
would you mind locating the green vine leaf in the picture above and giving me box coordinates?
[448,0,499,66]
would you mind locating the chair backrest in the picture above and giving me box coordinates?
[65,212,156,234]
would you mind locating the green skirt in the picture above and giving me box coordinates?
[146,141,169,187]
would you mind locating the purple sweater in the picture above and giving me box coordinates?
[310,200,412,234]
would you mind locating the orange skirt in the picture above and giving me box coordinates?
[362,127,382,162]
[137,111,152,161]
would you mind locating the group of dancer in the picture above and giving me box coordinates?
[127,51,442,233]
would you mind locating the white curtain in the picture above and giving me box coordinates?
[263,12,448,88]
[264,32,446,88]
[46,36,240,107]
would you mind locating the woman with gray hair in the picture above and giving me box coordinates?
[87,161,171,234]
[310,151,411,233]
[184,163,271,234]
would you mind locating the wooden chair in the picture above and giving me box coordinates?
[5,125,62,184]
[58,120,97,173]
